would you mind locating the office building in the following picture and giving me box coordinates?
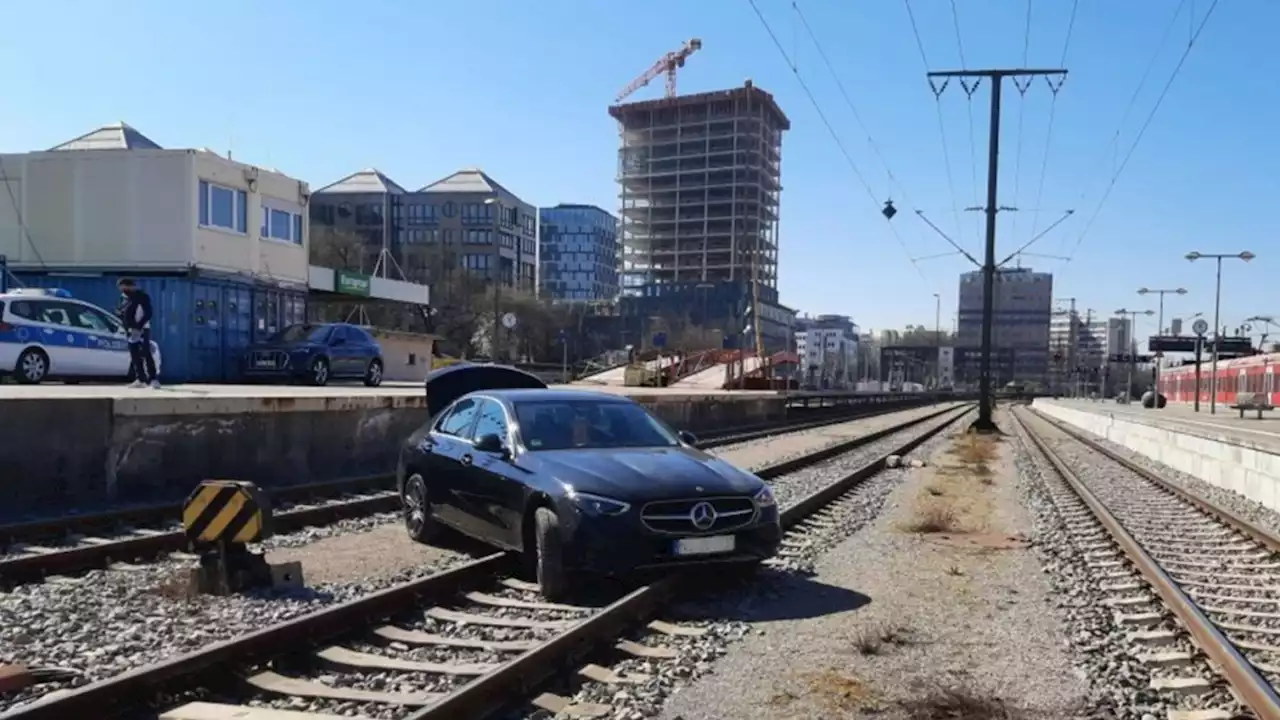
[538,204,619,301]
[793,314,859,388]
[957,267,1053,386]
[311,167,537,292]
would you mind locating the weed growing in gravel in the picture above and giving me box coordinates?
[850,623,911,655]
[899,685,1027,719]
[925,484,946,496]
[945,564,964,576]
[905,503,961,533]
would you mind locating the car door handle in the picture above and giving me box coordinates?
[460,454,473,466]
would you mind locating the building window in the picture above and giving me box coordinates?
[442,201,457,218]
[199,180,248,233]
[261,204,304,245]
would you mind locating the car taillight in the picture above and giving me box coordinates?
[0,322,11,332]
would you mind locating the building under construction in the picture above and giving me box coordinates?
[609,80,792,352]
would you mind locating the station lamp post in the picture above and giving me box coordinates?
[1186,251,1256,414]
[1136,287,1187,407]
[1114,308,1155,403]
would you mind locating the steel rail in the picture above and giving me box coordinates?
[1029,407,1280,555]
[0,473,396,546]
[2,403,974,720]
[0,490,401,585]
[1013,407,1280,720]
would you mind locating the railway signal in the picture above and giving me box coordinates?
[182,480,302,595]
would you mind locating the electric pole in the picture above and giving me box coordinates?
[928,67,1068,432]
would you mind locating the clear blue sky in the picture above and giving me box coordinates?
[2,0,1276,341]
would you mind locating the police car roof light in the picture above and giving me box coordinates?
[8,288,73,298]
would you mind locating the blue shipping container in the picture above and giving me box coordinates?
[11,271,308,383]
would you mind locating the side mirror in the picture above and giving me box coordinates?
[474,433,508,456]
[677,430,698,446]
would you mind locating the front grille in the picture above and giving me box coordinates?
[250,350,288,370]
[640,496,757,535]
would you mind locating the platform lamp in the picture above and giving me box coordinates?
[1137,287,1187,408]
[1186,250,1256,414]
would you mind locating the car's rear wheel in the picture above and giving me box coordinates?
[364,359,383,387]
[15,348,49,384]
[308,357,330,386]
[532,507,568,601]
[403,473,442,544]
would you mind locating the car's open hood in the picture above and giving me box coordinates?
[424,363,547,417]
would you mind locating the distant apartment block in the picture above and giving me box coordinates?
[311,167,537,292]
[538,204,620,301]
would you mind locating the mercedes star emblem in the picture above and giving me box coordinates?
[690,501,717,530]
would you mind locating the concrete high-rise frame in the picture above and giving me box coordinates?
[609,81,789,295]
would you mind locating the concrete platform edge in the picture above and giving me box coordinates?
[1032,399,1280,513]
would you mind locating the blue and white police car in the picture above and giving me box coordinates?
[0,288,163,384]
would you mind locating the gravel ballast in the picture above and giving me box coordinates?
[0,404,958,713]
[655,409,1092,720]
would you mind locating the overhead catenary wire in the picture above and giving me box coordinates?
[1026,0,1079,248]
[1065,0,1220,263]
[1052,0,1189,257]
[1008,0,1034,245]
[949,0,983,244]
[746,0,927,281]
[903,0,968,255]
[790,1,972,264]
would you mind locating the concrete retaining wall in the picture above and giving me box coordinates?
[1032,400,1280,511]
[1,391,792,519]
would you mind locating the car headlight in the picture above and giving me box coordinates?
[753,486,776,508]
[569,490,630,517]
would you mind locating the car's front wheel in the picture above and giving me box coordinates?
[403,473,442,544]
[308,357,330,386]
[531,507,569,601]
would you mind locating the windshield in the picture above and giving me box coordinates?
[269,324,330,344]
[514,399,680,451]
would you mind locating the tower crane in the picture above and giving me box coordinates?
[615,38,703,103]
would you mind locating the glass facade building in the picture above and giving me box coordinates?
[538,204,620,301]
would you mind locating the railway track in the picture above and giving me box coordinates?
[1013,405,1280,720]
[0,404,973,720]
[0,401,949,587]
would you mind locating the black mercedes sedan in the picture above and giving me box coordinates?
[398,364,781,599]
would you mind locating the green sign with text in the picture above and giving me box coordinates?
[335,270,371,297]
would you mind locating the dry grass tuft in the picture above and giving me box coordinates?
[899,686,1026,720]
[850,623,912,655]
[905,503,961,533]
[925,484,946,497]
[945,564,964,577]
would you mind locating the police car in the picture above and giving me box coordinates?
[0,288,163,384]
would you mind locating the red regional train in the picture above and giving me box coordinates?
[1157,351,1280,406]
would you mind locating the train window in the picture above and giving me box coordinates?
[1267,369,1275,396]
[1238,370,1249,395]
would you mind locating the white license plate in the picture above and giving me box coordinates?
[673,535,736,556]
[254,359,275,368]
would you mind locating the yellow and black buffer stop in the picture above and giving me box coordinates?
[182,480,273,546]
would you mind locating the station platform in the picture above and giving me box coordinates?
[0,381,901,519]
[1032,399,1280,512]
